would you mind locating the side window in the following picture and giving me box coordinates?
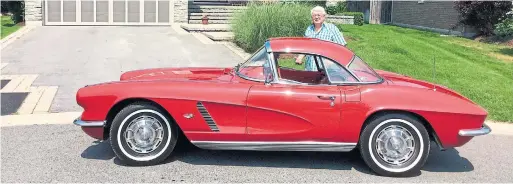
[273,52,325,84]
[320,57,358,83]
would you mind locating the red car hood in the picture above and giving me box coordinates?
[120,67,233,81]
[375,70,476,104]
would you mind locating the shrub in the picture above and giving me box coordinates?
[326,1,347,15]
[454,1,513,36]
[336,12,364,26]
[495,16,513,37]
[231,2,312,53]
[4,1,24,24]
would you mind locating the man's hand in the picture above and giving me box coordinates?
[295,54,304,64]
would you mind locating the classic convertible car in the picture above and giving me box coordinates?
[73,37,491,177]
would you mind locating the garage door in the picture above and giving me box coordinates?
[44,0,174,25]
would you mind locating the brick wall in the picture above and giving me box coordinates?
[391,1,475,36]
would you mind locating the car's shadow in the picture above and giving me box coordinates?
[81,140,474,177]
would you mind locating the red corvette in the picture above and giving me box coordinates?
[73,37,491,177]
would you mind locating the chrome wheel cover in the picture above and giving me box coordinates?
[375,124,415,166]
[124,116,164,154]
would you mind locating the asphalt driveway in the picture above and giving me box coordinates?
[1,26,242,112]
[1,124,512,182]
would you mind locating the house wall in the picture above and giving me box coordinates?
[25,0,43,25]
[391,1,476,37]
[174,0,188,23]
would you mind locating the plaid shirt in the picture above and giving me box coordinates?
[303,23,347,71]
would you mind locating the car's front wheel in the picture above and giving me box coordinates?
[109,102,178,166]
[359,113,430,177]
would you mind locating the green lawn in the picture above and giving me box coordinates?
[336,24,513,123]
[1,15,22,39]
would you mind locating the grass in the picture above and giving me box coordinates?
[1,15,22,39]
[277,57,305,70]
[336,24,513,123]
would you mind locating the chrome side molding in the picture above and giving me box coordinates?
[190,141,357,152]
[459,124,491,136]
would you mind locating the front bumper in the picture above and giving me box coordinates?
[459,123,492,136]
[73,116,106,140]
[73,116,106,127]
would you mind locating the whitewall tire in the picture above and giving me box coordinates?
[359,113,430,177]
[109,102,178,166]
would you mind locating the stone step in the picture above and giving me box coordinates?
[189,15,235,20]
[188,19,232,24]
[189,12,235,17]
[180,24,232,32]
[191,0,231,5]
[188,8,245,13]
[188,5,248,9]
[202,32,234,41]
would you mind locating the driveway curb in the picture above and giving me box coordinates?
[0,111,81,127]
[1,25,36,49]
[1,111,513,136]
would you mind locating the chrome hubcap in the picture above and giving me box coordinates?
[375,125,415,166]
[124,116,164,154]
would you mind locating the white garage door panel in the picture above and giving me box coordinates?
[44,0,172,25]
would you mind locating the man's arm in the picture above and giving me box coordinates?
[331,24,347,46]
[296,27,311,64]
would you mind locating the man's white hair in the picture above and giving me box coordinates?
[310,6,326,15]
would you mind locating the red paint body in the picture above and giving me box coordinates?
[75,37,487,150]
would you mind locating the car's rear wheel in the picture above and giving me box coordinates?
[359,113,430,177]
[109,102,178,166]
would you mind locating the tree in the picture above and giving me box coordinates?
[454,1,513,36]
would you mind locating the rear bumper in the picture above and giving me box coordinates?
[459,124,492,136]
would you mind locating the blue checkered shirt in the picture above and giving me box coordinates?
[303,23,347,71]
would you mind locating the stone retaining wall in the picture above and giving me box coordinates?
[326,15,354,25]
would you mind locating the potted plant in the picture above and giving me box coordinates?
[202,15,209,25]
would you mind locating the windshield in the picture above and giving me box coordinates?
[347,56,382,82]
[236,47,271,81]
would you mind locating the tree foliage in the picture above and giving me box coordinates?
[454,1,513,36]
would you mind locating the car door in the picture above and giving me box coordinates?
[245,84,342,141]
[244,52,346,141]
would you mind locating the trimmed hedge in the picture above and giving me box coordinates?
[336,12,364,26]
[231,2,312,53]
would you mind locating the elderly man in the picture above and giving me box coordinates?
[296,6,347,71]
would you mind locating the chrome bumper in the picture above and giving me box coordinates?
[73,116,106,127]
[459,124,491,136]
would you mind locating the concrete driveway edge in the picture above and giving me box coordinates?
[0,111,82,127]
[1,25,36,49]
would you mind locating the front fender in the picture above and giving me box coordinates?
[360,85,487,148]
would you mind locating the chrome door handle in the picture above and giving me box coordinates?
[317,96,336,101]
[317,96,336,107]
